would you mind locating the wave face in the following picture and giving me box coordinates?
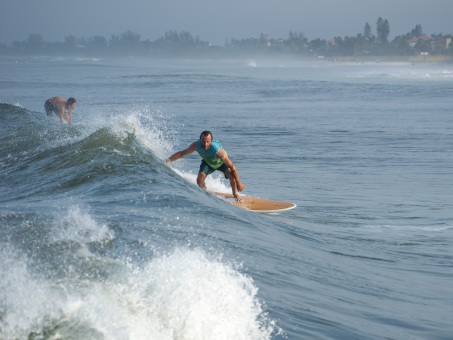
[0,103,277,339]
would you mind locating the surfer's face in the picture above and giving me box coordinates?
[200,135,212,150]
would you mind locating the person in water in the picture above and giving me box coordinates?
[44,97,76,124]
[165,131,246,201]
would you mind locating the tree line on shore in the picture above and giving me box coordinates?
[1,18,452,58]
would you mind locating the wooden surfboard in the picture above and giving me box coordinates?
[212,192,296,213]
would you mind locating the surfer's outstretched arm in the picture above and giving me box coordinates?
[165,141,197,163]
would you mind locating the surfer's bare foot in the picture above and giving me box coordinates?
[234,195,243,202]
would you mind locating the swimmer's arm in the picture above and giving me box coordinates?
[67,110,72,124]
[59,106,65,123]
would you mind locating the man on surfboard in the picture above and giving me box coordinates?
[165,131,246,201]
[44,96,76,124]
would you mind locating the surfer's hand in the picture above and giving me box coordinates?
[237,182,245,192]
[234,194,243,203]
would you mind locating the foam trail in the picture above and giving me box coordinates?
[172,168,231,194]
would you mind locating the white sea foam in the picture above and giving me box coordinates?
[50,204,114,244]
[172,168,231,194]
[122,247,274,339]
[0,245,65,339]
[105,106,177,161]
[0,246,274,339]
[72,103,177,162]
[247,60,257,68]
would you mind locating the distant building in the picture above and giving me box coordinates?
[407,34,433,48]
[406,34,452,53]
[429,37,451,51]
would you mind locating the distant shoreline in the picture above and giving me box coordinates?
[323,55,453,64]
[1,53,452,65]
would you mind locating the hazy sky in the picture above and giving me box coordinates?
[1,0,452,45]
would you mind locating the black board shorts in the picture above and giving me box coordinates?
[44,99,58,116]
[199,160,229,179]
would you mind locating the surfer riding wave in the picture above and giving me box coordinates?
[165,131,245,201]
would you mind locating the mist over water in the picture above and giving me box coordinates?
[1,56,453,339]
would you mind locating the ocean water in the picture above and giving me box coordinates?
[1,56,453,339]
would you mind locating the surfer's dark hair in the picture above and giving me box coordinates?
[67,97,76,105]
[200,131,212,139]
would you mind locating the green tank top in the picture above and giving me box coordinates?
[197,139,226,169]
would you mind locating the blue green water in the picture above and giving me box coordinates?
[1,56,452,339]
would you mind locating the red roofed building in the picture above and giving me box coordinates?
[407,34,433,48]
